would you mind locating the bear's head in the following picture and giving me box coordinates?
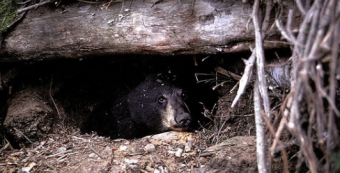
[127,75,191,134]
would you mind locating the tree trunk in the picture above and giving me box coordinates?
[0,0,289,62]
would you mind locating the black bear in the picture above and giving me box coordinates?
[81,75,192,139]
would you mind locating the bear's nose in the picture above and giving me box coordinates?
[178,118,190,126]
[176,114,191,127]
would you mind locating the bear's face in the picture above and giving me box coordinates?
[127,77,191,134]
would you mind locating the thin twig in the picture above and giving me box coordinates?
[16,0,32,5]
[326,3,340,171]
[88,145,106,159]
[275,18,297,45]
[261,0,272,33]
[49,78,62,119]
[5,11,27,31]
[216,67,241,80]
[77,0,101,4]
[0,139,13,152]
[17,0,53,14]
[46,150,73,158]
[260,111,289,173]
[270,92,292,154]
[13,128,33,143]
[286,9,298,43]
[295,0,307,15]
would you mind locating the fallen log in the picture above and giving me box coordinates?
[0,0,291,62]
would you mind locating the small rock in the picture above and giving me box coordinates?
[101,146,112,156]
[185,138,193,152]
[22,162,36,173]
[88,153,98,158]
[150,131,180,141]
[22,167,32,173]
[119,145,127,151]
[158,166,167,173]
[57,147,67,153]
[145,164,154,172]
[144,143,156,153]
[125,158,138,164]
[175,148,183,157]
[168,150,176,155]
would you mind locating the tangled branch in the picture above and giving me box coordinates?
[237,0,340,172]
[283,0,340,172]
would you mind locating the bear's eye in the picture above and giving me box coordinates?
[158,96,166,104]
[181,91,188,100]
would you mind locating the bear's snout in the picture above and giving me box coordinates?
[169,102,191,131]
[163,96,192,131]
[175,113,191,127]
[170,112,191,131]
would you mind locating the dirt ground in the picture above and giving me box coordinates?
[0,56,290,173]
[0,106,260,173]
[0,130,258,173]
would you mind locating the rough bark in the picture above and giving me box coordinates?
[0,0,288,62]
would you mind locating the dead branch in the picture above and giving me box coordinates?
[260,111,289,173]
[253,81,268,173]
[216,67,241,80]
[16,0,32,5]
[252,0,273,172]
[279,0,340,172]
[17,0,53,14]
[231,51,255,107]
[253,5,271,119]
[325,1,340,172]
